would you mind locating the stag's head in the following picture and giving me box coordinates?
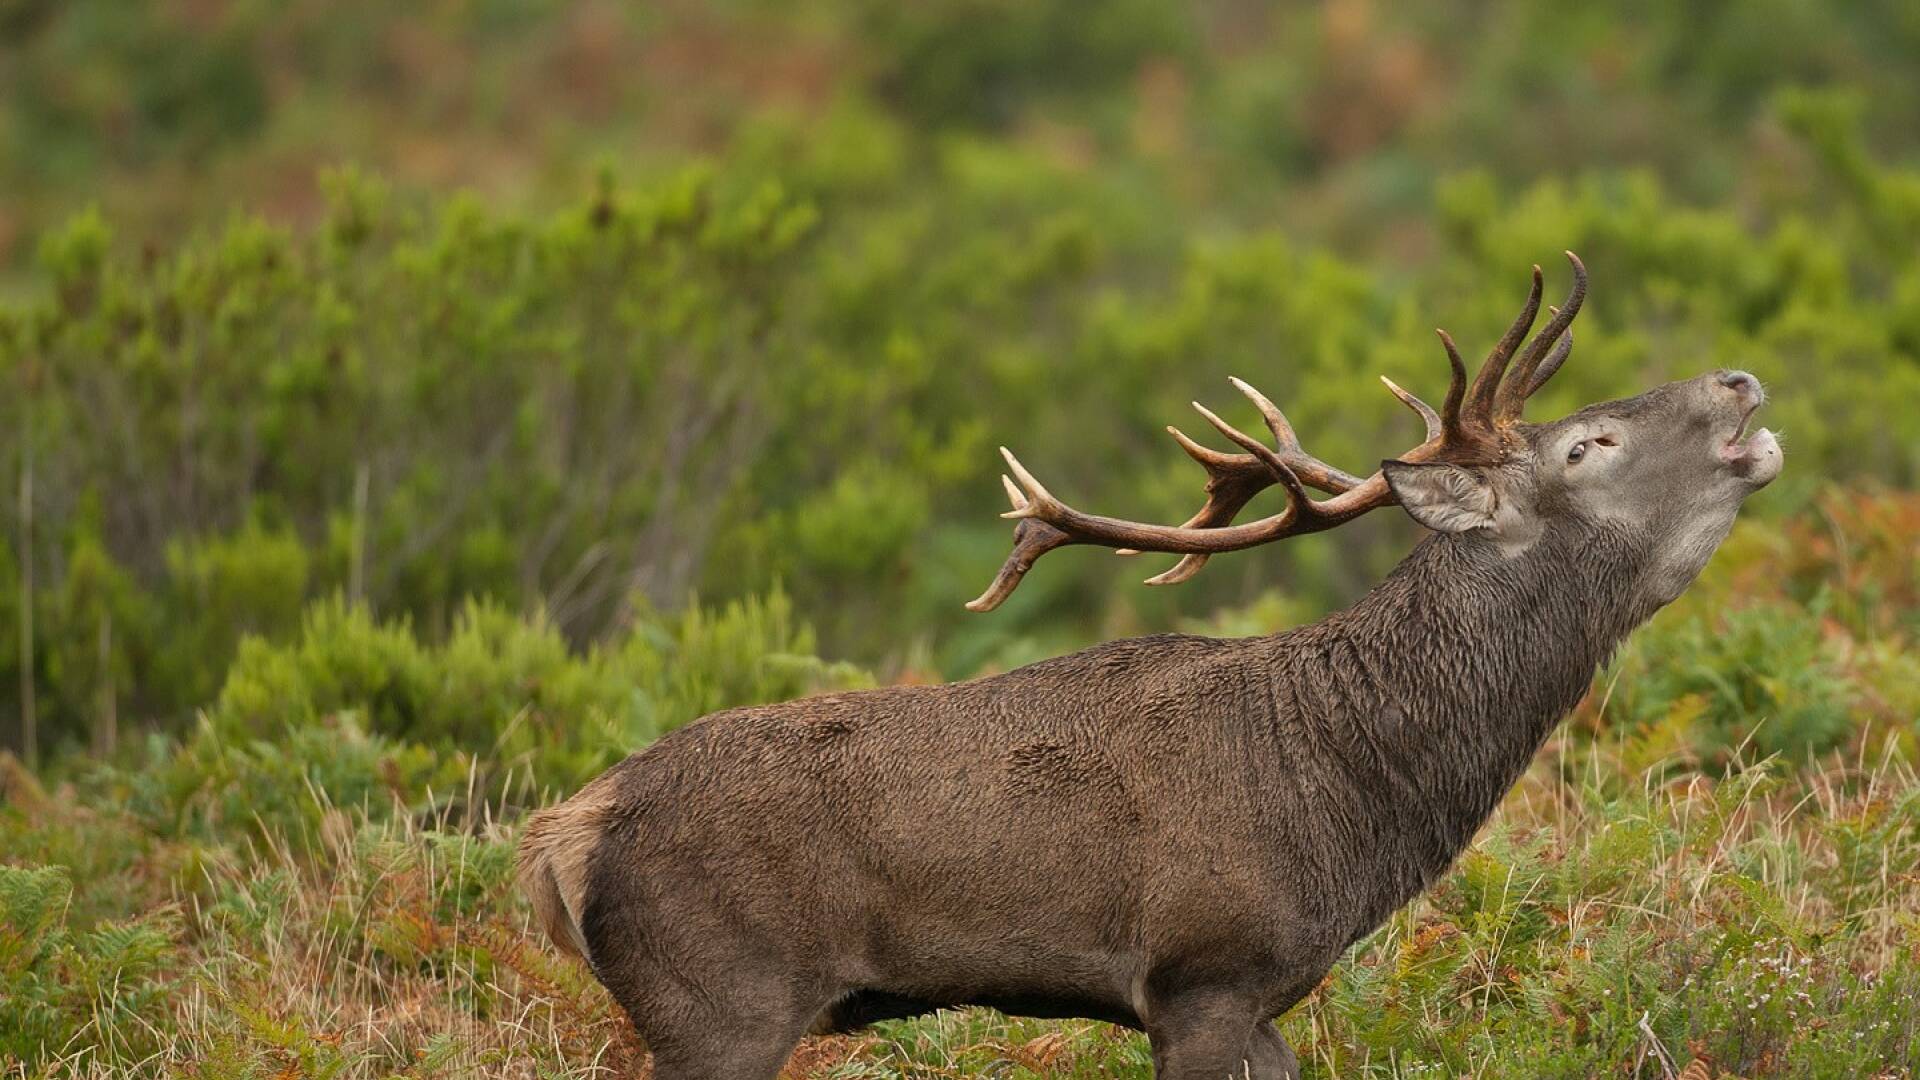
[967,253,1782,613]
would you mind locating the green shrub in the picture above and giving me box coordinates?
[1612,602,1856,766]
[1569,492,1920,771]
[202,590,870,798]
[1288,762,1920,1078]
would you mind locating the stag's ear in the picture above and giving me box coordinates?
[1381,460,1499,534]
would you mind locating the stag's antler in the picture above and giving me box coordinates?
[966,253,1588,612]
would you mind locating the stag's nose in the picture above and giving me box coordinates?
[1717,370,1761,397]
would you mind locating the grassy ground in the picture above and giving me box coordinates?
[4,735,1917,1078]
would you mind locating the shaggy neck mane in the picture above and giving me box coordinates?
[1268,525,1652,930]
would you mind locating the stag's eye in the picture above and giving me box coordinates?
[1567,441,1587,463]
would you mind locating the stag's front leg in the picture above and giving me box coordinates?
[1247,1021,1301,1079]
[1145,990,1267,1079]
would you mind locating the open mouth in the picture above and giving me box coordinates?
[1718,399,1781,480]
[1724,400,1760,450]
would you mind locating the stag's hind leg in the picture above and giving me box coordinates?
[644,1021,809,1080]
[580,858,832,1078]
[585,918,821,1079]
[611,979,820,1080]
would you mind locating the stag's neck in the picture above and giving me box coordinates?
[1278,526,1653,912]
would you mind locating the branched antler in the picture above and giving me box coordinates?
[966,253,1589,612]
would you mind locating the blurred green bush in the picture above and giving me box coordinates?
[3,90,1919,757]
[7,2,1920,269]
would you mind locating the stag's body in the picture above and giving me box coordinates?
[522,256,1781,1078]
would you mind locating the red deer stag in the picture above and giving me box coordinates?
[519,254,1781,1078]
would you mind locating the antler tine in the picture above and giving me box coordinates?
[1380,375,1442,442]
[1143,557,1208,586]
[1134,373,1433,586]
[1494,252,1588,422]
[1227,377,1300,449]
[1189,402,1317,512]
[1433,329,1470,443]
[965,516,1074,612]
[1117,375,1368,561]
[1462,265,1543,428]
[1208,379,1367,492]
[1526,327,1573,397]
[996,447,1056,519]
[1109,426,1249,578]
[1192,401,1284,473]
[1493,303,1560,420]
[966,456,1081,611]
[999,474,1029,511]
[1107,424,1281,560]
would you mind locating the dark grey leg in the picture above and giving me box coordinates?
[1247,1022,1301,1079]
[1146,991,1265,1079]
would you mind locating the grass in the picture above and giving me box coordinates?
[3,725,1917,1078]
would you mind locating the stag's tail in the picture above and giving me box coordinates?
[517,795,612,962]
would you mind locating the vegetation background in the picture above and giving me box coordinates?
[1,2,1916,1076]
